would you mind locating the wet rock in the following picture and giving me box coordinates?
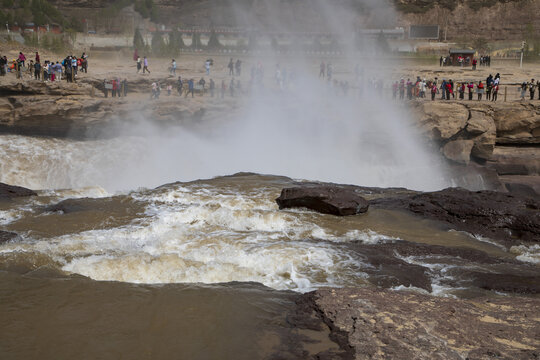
[0,182,37,199]
[345,241,432,291]
[371,187,540,246]
[44,197,128,214]
[343,240,524,293]
[0,230,18,244]
[304,287,540,360]
[444,163,505,191]
[276,185,369,216]
[442,139,474,164]
[469,272,540,294]
[500,175,540,197]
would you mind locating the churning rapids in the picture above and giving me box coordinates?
[1,150,536,295]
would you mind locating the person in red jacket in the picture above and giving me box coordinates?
[477,81,485,100]
[467,82,474,100]
[472,58,477,70]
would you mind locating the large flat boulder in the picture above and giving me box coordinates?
[414,102,469,141]
[0,183,37,199]
[276,185,369,216]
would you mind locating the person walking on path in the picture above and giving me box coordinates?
[492,84,499,102]
[186,79,194,98]
[137,56,141,73]
[467,82,474,100]
[235,59,242,76]
[430,83,438,101]
[143,56,150,74]
[18,52,26,67]
[205,60,211,75]
[170,59,177,75]
[228,58,234,76]
[529,79,536,100]
[177,76,183,95]
[520,82,527,101]
[209,78,215,97]
[221,80,226,98]
[34,61,41,80]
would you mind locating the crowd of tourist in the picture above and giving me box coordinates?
[0,51,88,82]
[3,48,539,103]
[439,55,491,68]
[391,74,540,102]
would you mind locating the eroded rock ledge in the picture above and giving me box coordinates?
[301,287,539,360]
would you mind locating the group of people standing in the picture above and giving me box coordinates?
[520,79,540,101]
[103,78,128,98]
[393,73,502,102]
[0,51,88,82]
[227,58,242,76]
[439,55,490,68]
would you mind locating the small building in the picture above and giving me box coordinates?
[448,49,476,66]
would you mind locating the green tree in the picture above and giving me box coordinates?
[190,32,201,49]
[166,28,180,56]
[151,32,166,56]
[376,31,389,53]
[207,29,221,49]
[133,27,145,50]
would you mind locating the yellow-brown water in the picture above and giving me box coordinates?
[1,140,538,359]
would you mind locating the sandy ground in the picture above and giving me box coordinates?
[1,44,540,102]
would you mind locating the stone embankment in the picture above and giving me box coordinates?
[412,101,540,195]
[0,78,208,139]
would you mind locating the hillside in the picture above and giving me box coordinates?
[3,0,539,42]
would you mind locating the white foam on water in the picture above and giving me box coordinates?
[510,245,540,265]
[39,186,111,199]
[8,184,375,292]
[0,210,24,226]
[394,254,469,297]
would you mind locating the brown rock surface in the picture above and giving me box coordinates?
[492,105,540,144]
[414,102,469,141]
[305,288,540,360]
[500,175,540,197]
[487,147,540,176]
[442,139,474,164]
[0,182,37,199]
[276,185,369,216]
[370,187,540,247]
